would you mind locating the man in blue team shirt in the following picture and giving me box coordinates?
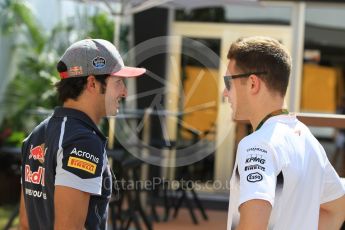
[19,39,145,230]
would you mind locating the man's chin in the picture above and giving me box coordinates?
[232,118,248,122]
[106,109,118,117]
[232,113,248,122]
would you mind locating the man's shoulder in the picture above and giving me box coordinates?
[64,115,105,141]
[23,117,51,144]
[239,130,270,147]
[237,126,283,157]
[238,133,272,160]
[63,127,103,147]
[242,117,310,144]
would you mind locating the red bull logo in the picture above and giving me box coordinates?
[29,144,47,163]
[69,66,83,76]
[25,165,45,186]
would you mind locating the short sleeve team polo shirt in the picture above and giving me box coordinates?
[227,114,345,230]
[21,107,112,230]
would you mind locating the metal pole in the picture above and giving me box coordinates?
[106,0,124,150]
[113,13,121,48]
[289,2,306,112]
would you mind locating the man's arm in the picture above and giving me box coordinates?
[237,199,272,230]
[319,195,345,230]
[54,185,90,230]
[19,187,29,230]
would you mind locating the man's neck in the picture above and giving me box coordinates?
[63,100,100,125]
[250,99,285,131]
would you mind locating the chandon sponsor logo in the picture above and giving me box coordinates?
[246,147,267,154]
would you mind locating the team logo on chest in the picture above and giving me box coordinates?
[25,165,45,186]
[29,144,47,164]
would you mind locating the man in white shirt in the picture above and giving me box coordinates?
[224,36,345,230]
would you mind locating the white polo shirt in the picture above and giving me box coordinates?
[227,114,345,230]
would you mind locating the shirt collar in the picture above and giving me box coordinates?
[262,113,297,128]
[53,107,107,141]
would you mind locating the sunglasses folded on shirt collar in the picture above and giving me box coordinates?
[223,71,267,91]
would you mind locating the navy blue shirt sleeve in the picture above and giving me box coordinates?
[55,133,106,195]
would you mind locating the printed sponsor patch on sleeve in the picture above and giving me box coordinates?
[247,172,263,183]
[243,146,267,174]
[67,156,97,174]
[60,135,104,179]
[238,142,277,185]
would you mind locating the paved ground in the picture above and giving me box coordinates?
[145,208,227,230]
[154,208,227,230]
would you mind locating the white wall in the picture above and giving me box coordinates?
[225,3,345,29]
[226,4,291,22]
[306,5,345,29]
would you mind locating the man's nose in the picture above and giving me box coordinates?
[121,86,128,98]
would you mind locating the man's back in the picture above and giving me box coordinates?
[21,107,112,230]
[22,117,54,229]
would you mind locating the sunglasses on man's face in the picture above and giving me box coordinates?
[223,72,267,91]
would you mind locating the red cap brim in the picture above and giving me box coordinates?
[111,66,146,78]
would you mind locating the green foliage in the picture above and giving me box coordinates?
[86,12,114,42]
[86,12,129,52]
[3,44,60,132]
[0,0,74,136]
[0,1,118,142]
[0,0,45,50]
[0,205,19,229]
[3,131,25,147]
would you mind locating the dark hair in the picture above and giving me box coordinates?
[227,36,291,97]
[55,61,109,103]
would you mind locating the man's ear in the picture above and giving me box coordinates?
[249,74,260,95]
[86,75,97,92]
